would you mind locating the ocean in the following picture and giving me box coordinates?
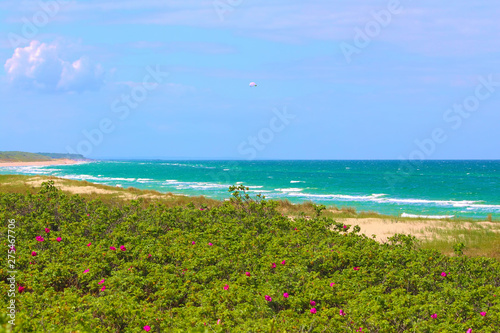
[1,160,499,219]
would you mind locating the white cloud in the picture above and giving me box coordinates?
[4,40,104,93]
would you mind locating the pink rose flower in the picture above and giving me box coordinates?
[310,300,316,306]
[265,295,272,302]
[56,237,62,242]
[31,251,37,256]
[283,292,289,298]
[245,272,251,277]
[480,312,486,316]
[223,284,229,290]
[18,286,25,293]
[431,313,437,319]
[120,245,126,251]
[310,308,317,314]
[143,326,151,332]
[339,309,346,316]
[110,246,116,250]
[45,228,50,233]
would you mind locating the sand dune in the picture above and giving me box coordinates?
[335,217,498,242]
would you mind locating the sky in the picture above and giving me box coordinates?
[0,0,499,160]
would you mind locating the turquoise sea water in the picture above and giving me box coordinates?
[1,160,499,219]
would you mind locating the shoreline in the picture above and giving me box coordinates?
[0,174,498,255]
[0,159,86,167]
[0,167,495,221]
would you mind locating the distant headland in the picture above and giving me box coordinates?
[0,151,91,167]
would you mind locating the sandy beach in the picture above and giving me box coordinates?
[0,159,84,167]
[335,217,498,242]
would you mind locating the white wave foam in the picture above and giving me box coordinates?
[60,175,137,182]
[290,180,305,183]
[136,178,154,183]
[0,166,61,174]
[384,198,477,206]
[287,192,381,200]
[286,192,500,211]
[275,188,304,192]
[159,162,215,169]
[161,180,230,190]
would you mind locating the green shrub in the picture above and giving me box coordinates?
[0,183,499,332]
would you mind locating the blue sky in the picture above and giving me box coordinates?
[0,0,499,159]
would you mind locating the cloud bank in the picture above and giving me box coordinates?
[4,40,104,93]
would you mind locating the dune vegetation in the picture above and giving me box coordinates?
[0,152,53,163]
[0,151,87,163]
[0,181,499,332]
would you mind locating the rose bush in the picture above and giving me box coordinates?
[0,182,498,332]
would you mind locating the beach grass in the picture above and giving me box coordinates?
[0,174,221,208]
[417,221,500,258]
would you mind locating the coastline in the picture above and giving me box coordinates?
[0,159,497,220]
[0,159,85,167]
[0,174,498,257]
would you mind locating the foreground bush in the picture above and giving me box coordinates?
[0,182,499,332]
